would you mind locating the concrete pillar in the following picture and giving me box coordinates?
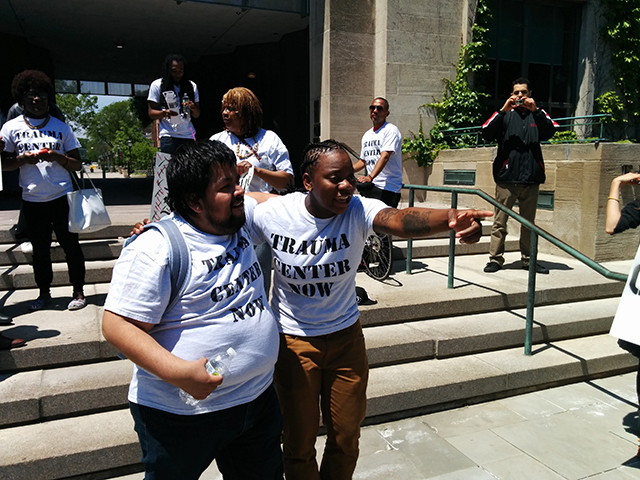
[310,0,467,152]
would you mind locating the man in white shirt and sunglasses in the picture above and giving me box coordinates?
[353,97,403,208]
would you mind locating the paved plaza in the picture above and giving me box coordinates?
[113,372,640,480]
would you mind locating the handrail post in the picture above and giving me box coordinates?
[448,192,458,288]
[524,231,538,355]
[406,188,415,274]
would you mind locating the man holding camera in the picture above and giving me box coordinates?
[481,77,558,274]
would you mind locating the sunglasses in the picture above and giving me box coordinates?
[369,105,385,112]
[24,91,49,100]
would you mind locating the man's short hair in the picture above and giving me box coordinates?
[512,77,531,90]
[373,97,390,110]
[166,140,237,220]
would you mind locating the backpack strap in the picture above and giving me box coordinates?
[123,218,191,312]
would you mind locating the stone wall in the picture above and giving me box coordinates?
[402,143,640,262]
[310,0,465,152]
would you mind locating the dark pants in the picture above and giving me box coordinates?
[22,196,85,296]
[359,184,401,208]
[160,137,194,155]
[130,384,284,480]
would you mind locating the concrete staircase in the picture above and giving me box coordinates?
[0,203,634,480]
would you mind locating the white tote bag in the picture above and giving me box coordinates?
[67,173,111,233]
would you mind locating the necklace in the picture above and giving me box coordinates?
[235,134,261,161]
[23,115,51,130]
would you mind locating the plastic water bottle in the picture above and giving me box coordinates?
[181,93,191,121]
[179,347,237,406]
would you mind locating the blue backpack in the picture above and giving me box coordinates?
[123,218,192,312]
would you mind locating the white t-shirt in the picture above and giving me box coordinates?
[0,115,80,202]
[248,192,386,336]
[210,129,293,193]
[104,207,279,415]
[147,78,200,139]
[360,122,403,193]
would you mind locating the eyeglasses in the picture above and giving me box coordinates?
[369,105,385,112]
[24,91,48,100]
[221,105,238,114]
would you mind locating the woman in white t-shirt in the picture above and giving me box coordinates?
[249,140,492,480]
[0,70,87,311]
[211,87,294,295]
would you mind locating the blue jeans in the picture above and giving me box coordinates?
[160,136,194,155]
[130,384,283,480]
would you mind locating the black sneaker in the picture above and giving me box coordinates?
[522,263,549,274]
[483,262,502,273]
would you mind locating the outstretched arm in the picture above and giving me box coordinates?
[373,207,493,243]
[102,311,223,399]
[605,172,640,234]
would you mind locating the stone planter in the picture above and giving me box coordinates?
[402,153,432,202]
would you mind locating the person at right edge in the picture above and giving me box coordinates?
[482,77,558,274]
[605,171,640,440]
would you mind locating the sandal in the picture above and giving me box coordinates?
[68,294,87,311]
[0,334,25,350]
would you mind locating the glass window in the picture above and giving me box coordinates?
[482,0,581,119]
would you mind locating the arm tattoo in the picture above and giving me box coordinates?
[400,210,432,236]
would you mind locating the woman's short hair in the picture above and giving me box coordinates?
[221,87,263,137]
[11,70,54,104]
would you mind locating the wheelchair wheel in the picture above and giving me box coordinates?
[362,233,392,281]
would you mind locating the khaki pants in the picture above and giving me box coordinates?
[488,183,540,266]
[274,320,368,480]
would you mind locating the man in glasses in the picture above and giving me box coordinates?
[353,97,403,208]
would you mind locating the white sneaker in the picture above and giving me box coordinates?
[20,242,33,254]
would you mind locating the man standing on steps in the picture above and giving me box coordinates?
[481,77,558,275]
[353,97,403,208]
[102,141,283,479]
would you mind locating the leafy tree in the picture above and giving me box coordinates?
[55,94,98,134]
[87,100,140,148]
[600,0,640,136]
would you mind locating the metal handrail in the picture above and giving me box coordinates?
[403,184,627,355]
[438,114,612,147]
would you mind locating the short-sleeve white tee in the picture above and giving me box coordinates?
[210,129,293,193]
[247,192,387,336]
[360,122,403,193]
[147,78,200,139]
[0,115,80,202]
[104,208,279,415]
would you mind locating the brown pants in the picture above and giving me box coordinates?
[274,320,369,480]
[489,182,540,265]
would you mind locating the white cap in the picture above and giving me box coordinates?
[226,347,237,359]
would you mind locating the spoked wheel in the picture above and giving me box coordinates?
[362,233,393,281]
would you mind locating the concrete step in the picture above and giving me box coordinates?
[0,238,125,267]
[0,260,116,290]
[0,334,633,480]
[392,236,519,260]
[0,253,626,372]
[0,297,620,429]
[366,334,637,419]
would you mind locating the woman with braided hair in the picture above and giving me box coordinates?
[247,139,492,479]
